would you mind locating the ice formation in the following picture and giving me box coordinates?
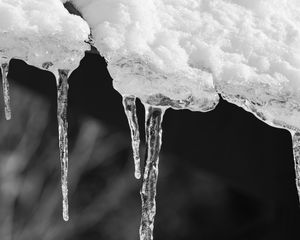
[140,105,165,240]
[71,0,220,112]
[69,0,300,239]
[71,0,300,122]
[1,0,300,239]
[0,62,11,120]
[0,0,89,70]
[0,0,90,221]
[56,69,70,221]
[122,96,141,179]
[69,0,300,238]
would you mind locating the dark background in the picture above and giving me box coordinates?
[1,52,299,240]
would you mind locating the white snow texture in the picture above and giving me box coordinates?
[1,0,300,128]
[0,0,90,70]
[71,0,300,128]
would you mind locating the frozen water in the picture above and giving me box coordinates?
[0,0,299,233]
[0,0,90,221]
[291,131,300,202]
[71,0,299,124]
[56,69,70,222]
[122,96,141,179]
[0,61,11,120]
[70,0,300,236]
[0,0,90,71]
[140,105,166,240]
[109,55,219,112]
[71,0,220,111]
[70,0,299,116]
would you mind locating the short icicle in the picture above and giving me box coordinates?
[122,96,141,179]
[56,69,70,221]
[291,131,300,202]
[140,105,166,240]
[0,62,11,120]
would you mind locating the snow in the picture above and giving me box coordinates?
[0,0,300,232]
[0,0,90,71]
[71,0,220,112]
[71,0,300,127]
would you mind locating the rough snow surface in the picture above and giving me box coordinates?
[72,0,300,128]
[71,0,220,111]
[0,0,90,71]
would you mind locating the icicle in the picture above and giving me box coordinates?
[140,105,166,240]
[291,131,300,202]
[122,96,141,179]
[56,69,70,221]
[0,62,11,120]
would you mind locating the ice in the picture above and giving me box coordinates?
[69,0,300,236]
[213,0,300,131]
[70,0,299,122]
[122,96,141,179]
[109,55,219,112]
[0,0,299,233]
[291,131,300,202]
[140,104,166,240]
[56,69,70,222]
[71,0,220,112]
[0,0,90,71]
[0,0,90,221]
[0,61,11,120]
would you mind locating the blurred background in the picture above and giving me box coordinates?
[0,52,299,240]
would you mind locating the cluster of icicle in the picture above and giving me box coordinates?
[2,64,300,240]
[121,96,300,240]
[123,96,166,240]
[122,95,300,240]
[0,60,165,239]
[0,61,71,222]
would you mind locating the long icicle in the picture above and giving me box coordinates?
[122,96,141,179]
[1,62,11,120]
[291,131,300,202]
[56,69,70,221]
[140,105,166,240]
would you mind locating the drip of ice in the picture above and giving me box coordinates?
[56,69,70,222]
[291,131,300,202]
[0,0,89,222]
[122,95,141,179]
[0,61,11,120]
[140,104,166,240]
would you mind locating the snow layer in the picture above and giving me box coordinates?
[71,0,220,111]
[0,0,90,71]
[72,0,300,128]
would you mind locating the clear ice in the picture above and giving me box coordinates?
[291,131,300,202]
[56,69,70,221]
[122,96,141,179]
[140,105,166,240]
[0,62,11,120]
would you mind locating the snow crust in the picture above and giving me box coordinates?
[1,0,299,129]
[72,0,300,128]
[71,0,220,111]
[0,0,90,71]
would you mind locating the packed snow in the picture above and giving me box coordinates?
[71,0,300,127]
[0,0,90,70]
[71,0,220,112]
